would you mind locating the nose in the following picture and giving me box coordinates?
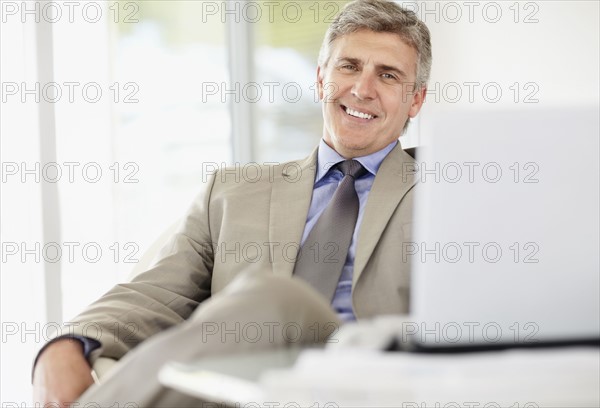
[351,70,377,101]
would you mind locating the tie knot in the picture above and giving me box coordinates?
[337,160,367,179]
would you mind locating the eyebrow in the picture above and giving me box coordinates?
[336,57,409,79]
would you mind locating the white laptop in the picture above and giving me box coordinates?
[405,107,600,350]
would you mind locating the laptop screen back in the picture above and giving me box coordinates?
[409,108,600,348]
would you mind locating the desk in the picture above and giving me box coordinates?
[159,346,599,407]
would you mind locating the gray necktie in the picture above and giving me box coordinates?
[294,159,367,301]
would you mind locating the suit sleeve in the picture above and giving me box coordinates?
[48,172,219,363]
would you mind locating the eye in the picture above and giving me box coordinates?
[340,64,357,71]
[381,72,397,80]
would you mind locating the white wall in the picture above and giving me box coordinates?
[417,0,599,115]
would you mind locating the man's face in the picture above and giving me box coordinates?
[317,29,426,158]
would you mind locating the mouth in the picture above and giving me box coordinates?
[341,105,378,120]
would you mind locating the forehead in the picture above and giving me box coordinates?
[329,30,418,75]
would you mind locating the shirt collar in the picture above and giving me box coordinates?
[315,139,398,183]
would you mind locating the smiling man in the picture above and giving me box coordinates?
[33,0,431,406]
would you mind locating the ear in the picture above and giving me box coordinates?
[408,85,427,118]
[316,65,324,101]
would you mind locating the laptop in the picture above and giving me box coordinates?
[405,107,600,351]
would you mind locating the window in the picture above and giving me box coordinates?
[1,1,230,403]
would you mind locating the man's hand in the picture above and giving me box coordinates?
[33,339,95,407]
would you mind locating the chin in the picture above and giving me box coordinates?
[334,141,369,157]
[345,135,375,148]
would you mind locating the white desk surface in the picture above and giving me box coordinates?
[160,346,599,407]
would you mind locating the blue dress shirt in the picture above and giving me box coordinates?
[300,139,398,321]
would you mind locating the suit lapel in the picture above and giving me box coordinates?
[269,148,318,277]
[352,144,417,286]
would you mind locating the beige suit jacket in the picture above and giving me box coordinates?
[67,143,417,361]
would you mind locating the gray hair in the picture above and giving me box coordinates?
[318,0,432,88]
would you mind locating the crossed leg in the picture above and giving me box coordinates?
[76,274,342,407]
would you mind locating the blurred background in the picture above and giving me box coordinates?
[1,0,598,404]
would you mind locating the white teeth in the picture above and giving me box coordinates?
[345,107,374,120]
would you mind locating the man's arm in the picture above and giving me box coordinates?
[32,172,218,405]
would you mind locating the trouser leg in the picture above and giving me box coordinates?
[76,274,342,407]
